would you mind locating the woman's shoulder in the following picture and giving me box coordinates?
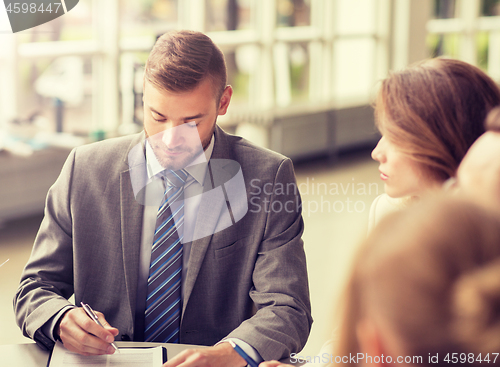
[371,193,405,210]
[368,194,407,233]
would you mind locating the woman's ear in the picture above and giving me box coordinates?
[356,318,389,367]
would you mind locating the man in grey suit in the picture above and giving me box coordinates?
[14,30,312,367]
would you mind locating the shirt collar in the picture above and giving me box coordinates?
[145,134,215,186]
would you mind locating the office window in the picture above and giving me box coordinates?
[2,0,392,136]
[205,0,253,31]
[272,42,310,105]
[226,45,254,104]
[16,1,93,44]
[331,0,382,105]
[121,0,178,37]
[277,0,310,27]
[428,33,460,58]
[289,43,309,101]
[477,31,489,70]
[11,2,95,135]
[479,0,500,72]
[333,38,376,103]
[481,0,500,16]
[428,0,457,57]
[15,56,94,137]
[427,0,500,80]
[336,0,377,34]
[434,0,456,18]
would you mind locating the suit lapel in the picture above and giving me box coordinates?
[182,127,235,313]
[119,134,146,334]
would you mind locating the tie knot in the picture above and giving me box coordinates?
[164,169,188,187]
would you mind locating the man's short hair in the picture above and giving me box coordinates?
[145,30,227,103]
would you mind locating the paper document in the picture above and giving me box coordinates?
[49,341,164,367]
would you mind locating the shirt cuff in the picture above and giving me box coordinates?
[41,305,76,342]
[218,338,263,365]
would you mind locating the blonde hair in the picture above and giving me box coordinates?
[335,197,500,366]
[375,58,500,182]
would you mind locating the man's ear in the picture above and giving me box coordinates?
[217,85,233,115]
[356,318,389,367]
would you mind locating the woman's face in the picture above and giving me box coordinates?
[371,135,431,198]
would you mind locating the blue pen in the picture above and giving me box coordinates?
[228,340,259,367]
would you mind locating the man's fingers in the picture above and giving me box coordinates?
[259,362,290,367]
[163,349,193,366]
[95,311,119,337]
[163,348,212,367]
[58,307,117,355]
[75,309,115,343]
[162,345,245,367]
[62,327,114,356]
[60,322,114,355]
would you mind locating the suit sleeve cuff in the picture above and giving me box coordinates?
[41,305,75,342]
[217,338,263,365]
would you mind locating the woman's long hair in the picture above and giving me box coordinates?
[375,58,500,181]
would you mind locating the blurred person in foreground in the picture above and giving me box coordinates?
[262,196,500,367]
[453,106,500,210]
[14,30,312,367]
[369,58,500,231]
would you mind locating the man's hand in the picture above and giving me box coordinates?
[56,307,119,356]
[259,362,293,367]
[162,342,246,367]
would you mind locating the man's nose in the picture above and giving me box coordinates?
[162,123,185,149]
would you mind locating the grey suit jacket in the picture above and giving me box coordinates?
[14,127,312,360]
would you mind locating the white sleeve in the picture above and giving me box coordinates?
[367,194,383,235]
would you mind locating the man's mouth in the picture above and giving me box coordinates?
[151,143,185,157]
[163,149,184,156]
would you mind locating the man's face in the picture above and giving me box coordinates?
[143,78,232,171]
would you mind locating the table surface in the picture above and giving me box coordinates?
[1,341,202,367]
[2,341,302,366]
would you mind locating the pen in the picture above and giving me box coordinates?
[80,302,120,353]
[228,340,259,367]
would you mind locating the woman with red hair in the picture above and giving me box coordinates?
[369,58,500,231]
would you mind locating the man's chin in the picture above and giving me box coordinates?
[151,144,206,170]
[158,158,183,171]
[157,153,194,171]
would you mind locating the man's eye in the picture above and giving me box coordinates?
[186,121,197,128]
[151,112,165,122]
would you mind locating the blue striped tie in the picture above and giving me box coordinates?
[144,169,188,343]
